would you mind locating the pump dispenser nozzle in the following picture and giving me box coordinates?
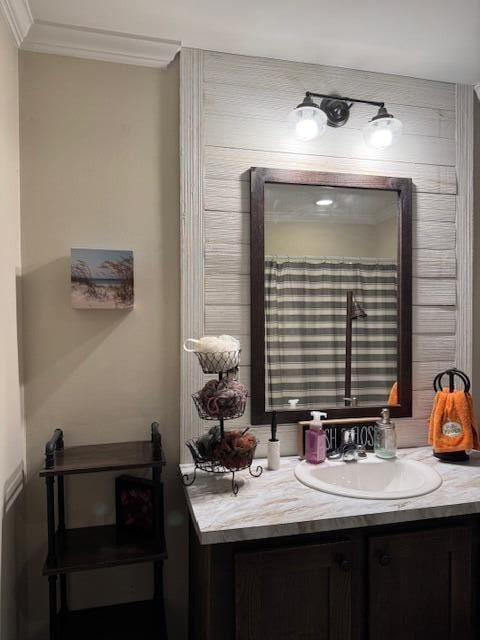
[311,411,327,423]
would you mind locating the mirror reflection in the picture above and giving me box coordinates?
[264,183,399,411]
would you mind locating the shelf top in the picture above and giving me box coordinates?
[43,524,167,575]
[40,440,165,477]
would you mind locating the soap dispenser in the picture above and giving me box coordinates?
[374,407,397,459]
[305,411,327,464]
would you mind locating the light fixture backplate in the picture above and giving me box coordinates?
[320,97,351,128]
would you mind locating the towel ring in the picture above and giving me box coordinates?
[433,367,470,394]
[433,368,470,393]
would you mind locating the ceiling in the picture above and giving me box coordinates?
[28,0,480,84]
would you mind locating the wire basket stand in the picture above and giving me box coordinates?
[193,349,241,375]
[183,438,262,495]
[182,349,263,495]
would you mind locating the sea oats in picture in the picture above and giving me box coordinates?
[71,248,134,309]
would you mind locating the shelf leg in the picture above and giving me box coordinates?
[46,476,56,563]
[152,464,161,485]
[59,575,67,616]
[48,575,58,640]
[46,476,58,639]
[154,561,168,638]
[57,476,68,614]
[57,476,66,531]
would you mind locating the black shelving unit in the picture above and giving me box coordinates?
[40,422,167,640]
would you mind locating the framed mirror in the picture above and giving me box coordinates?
[250,168,412,424]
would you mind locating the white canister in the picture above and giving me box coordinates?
[267,439,281,471]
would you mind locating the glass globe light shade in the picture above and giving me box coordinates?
[363,111,402,149]
[288,104,327,141]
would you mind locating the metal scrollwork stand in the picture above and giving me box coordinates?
[182,350,263,495]
[182,440,263,495]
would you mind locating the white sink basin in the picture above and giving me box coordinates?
[294,455,442,499]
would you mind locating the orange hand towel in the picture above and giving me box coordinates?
[387,381,398,405]
[428,389,480,453]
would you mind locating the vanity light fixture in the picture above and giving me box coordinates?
[363,106,403,149]
[316,198,333,206]
[288,94,327,141]
[289,92,402,148]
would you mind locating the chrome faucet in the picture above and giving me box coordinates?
[342,428,359,461]
[327,428,366,462]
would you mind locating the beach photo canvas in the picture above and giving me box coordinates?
[71,248,134,309]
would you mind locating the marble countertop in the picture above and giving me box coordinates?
[180,447,480,545]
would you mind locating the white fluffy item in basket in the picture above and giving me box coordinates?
[183,335,240,353]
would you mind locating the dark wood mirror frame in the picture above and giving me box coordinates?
[250,167,413,425]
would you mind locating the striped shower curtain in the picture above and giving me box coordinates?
[265,256,398,410]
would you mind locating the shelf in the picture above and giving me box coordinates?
[40,440,165,477]
[43,525,167,575]
[59,600,165,640]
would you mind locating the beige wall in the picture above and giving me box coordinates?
[19,53,185,639]
[0,14,24,640]
[265,219,397,260]
[375,217,397,260]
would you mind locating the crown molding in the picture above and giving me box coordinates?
[0,1,180,67]
[21,21,180,67]
[0,0,33,46]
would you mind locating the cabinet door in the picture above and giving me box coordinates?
[368,526,473,640]
[235,541,353,640]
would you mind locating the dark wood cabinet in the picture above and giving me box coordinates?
[189,518,478,640]
[235,541,353,640]
[368,526,474,640]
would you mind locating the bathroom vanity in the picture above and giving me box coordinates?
[181,158,478,638]
[183,448,480,640]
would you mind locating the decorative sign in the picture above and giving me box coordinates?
[324,421,376,453]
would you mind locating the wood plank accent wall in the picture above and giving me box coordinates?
[180,49,206,444]
[180,48,473,460]
[455,85,475,381]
